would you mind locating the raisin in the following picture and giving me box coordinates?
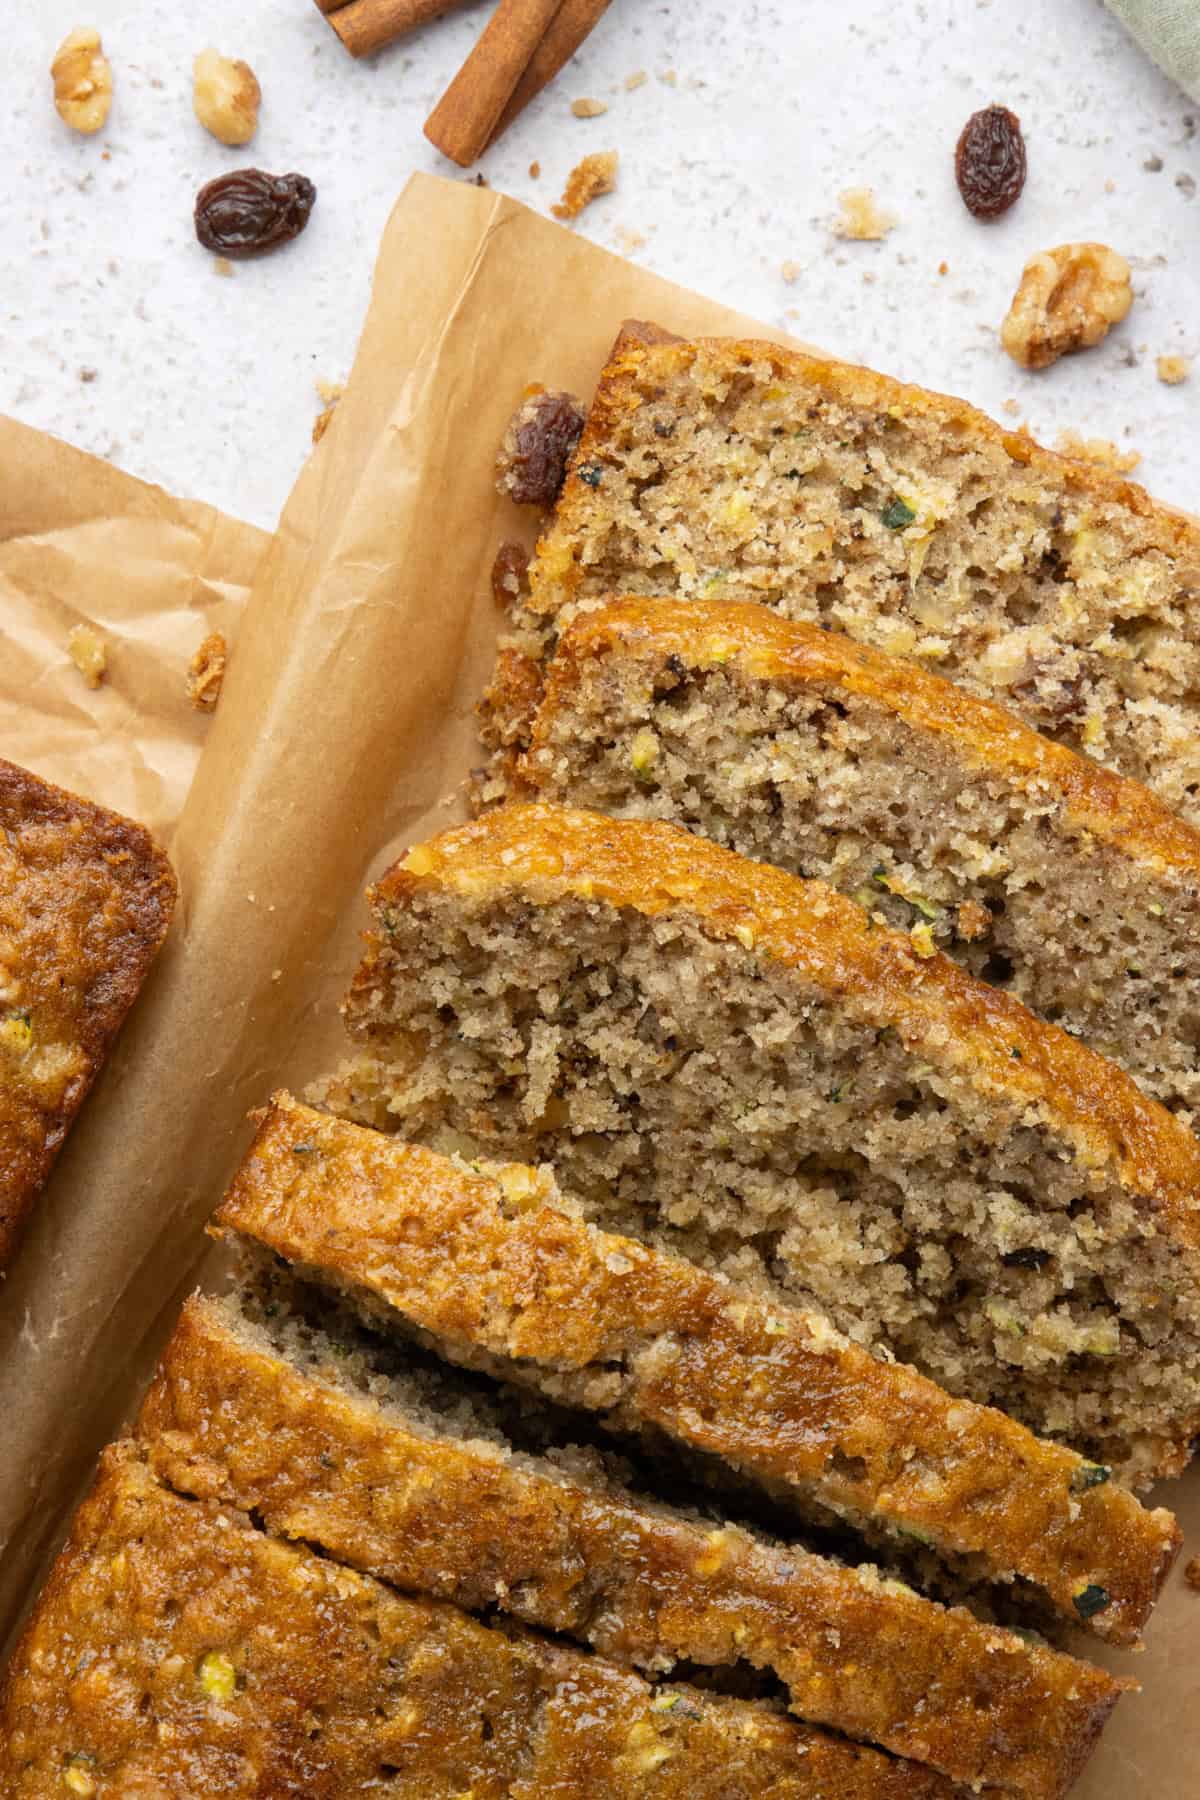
[955,105,1027,220]
[1002,1246,1051,1270]
[495,389,586,508]
[194,169,316,259]
[490,541,530,611]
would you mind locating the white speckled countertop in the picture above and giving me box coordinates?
[2,0,1197,527]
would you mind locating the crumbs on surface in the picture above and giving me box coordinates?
[187,631,228,712]
[66,623,107,689]
[552,151,619,222]
[833,187,895,241]
[1054,429,1141,474]
[1157,354,1191,385]
[571,97,608,118]
[1185,1555,1200,1590]
[624,70,648,91]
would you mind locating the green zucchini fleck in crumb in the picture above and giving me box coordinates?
[1071,1462,1112,1493]
[881,498,917,530]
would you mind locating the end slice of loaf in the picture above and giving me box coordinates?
[335,802,1200,1486]
[0,1445,963,1800]
[137,1283,1125,1799]
[0,759,177,1265]
[516,330,1200,821]
[521,596,1200,1117]
[212,1094,1180,1649]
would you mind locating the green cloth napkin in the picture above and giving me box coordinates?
[1106,0,1200,102]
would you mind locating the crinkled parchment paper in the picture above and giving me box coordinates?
[0,177,1194,1795]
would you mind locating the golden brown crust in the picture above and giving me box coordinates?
[375,804,1200,1256]
[527,596,1200,883]
[0,1446,960,1799]
[213,1096,1179,1649]
[138,1293,1125,1798]
[529,333,1200,617]
[0,760,177,1266]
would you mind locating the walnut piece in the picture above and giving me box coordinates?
[52,28,112,136]
[552,152,619,221]
[1185,1554,1200,1590]
[187,632,228,711]
[1157,353,1191,385]
[193,49,261,148]
[1054,430,1141,474]
[1001,243,1133,371]
[67,624,107,688]
[833,187,895,241]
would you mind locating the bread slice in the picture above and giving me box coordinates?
[0,1445,964,1800]
[519,596,1200,1118]
[0,758,177,1264]
[331,802,1200,1486]
[135,1286,1125,1799]
[512,330,1200,822]
[212,1095,1179,1648]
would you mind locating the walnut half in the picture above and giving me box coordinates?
[193,48,261,148]
[51,28,113,136]
[1001,242,1133,371]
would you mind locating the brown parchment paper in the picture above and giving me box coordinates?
[0,175,1195,1795]
[0,415,268,836]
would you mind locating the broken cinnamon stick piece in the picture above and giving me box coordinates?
[425,0,563,168]
[314,0,469,59]
[488,0,613,144]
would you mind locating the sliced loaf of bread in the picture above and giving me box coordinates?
[330,804,1200,1486]
[214,1094,1180,1647]
[519,596,1200,1118]
[137,1285,1124,1798]
[5,1447,938,1798]
[507,331,1200,821]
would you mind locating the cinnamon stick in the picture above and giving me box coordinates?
[488,0,613,144]
[314,0,470,58]
[424,0,563,167]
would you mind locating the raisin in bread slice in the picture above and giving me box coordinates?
[519,596,1200,1119]
[329,803,1200,1488]
[212,1094,1179,1648]
[4,1447,944,1799]
[494,329,1200,822]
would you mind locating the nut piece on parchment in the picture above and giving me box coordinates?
[1001,243,1133,371]
[186,632,228,711]
[193,48,261,148]
[66,624,107,688]
[312,380,344,445]
[51,28,113,136]
[495,387,586,507]
[1185,1554,1200,1590]
[552,151,619,221]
